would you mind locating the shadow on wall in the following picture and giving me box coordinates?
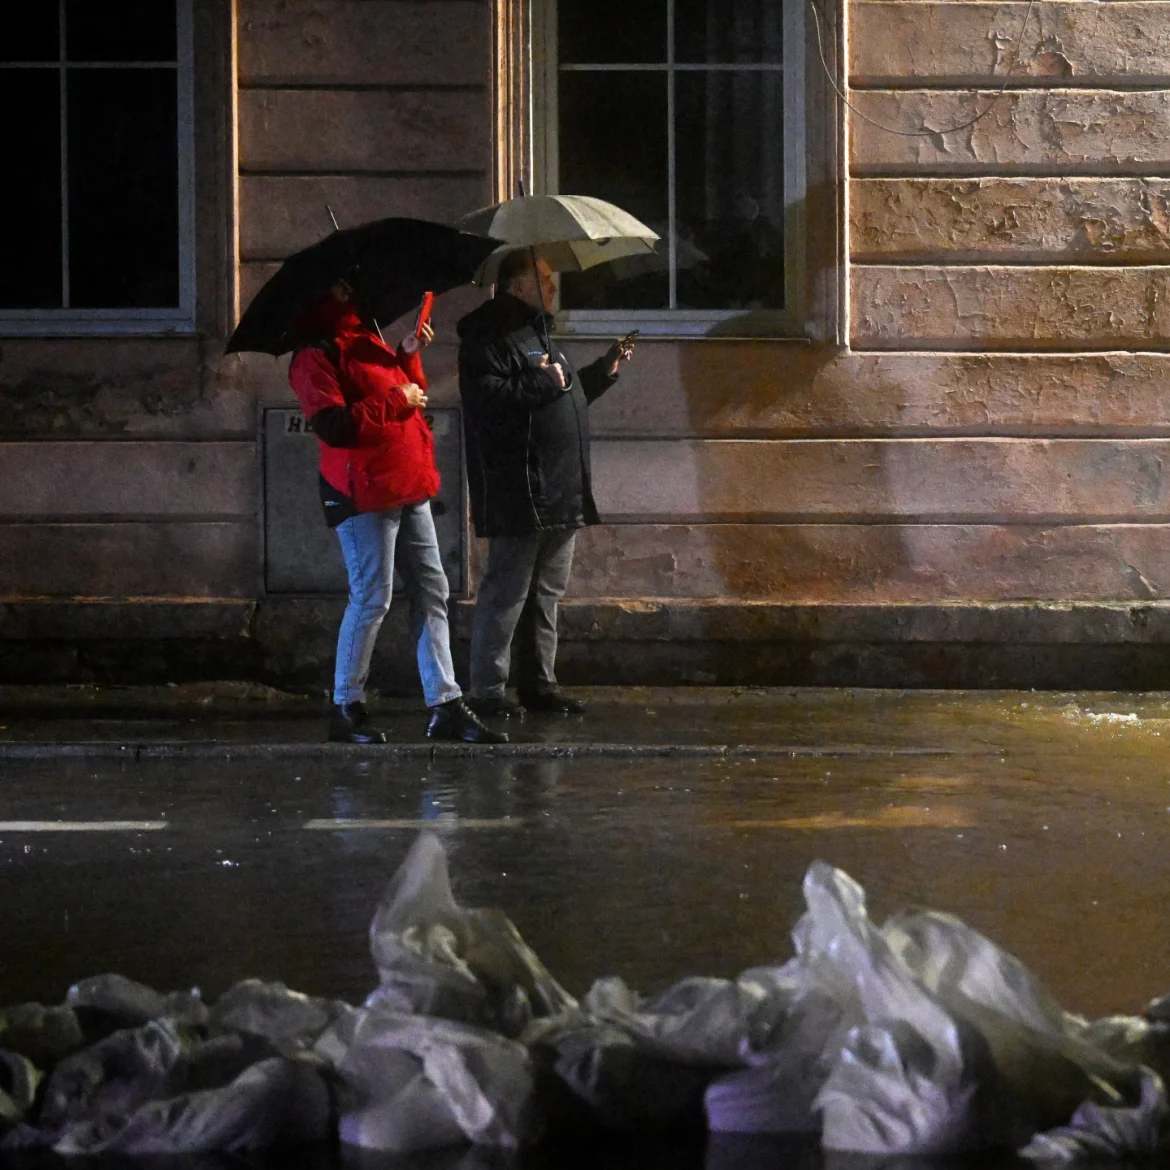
[580,336,1170,609]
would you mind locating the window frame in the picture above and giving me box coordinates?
[529,0,806,339]
[0,0,197,337]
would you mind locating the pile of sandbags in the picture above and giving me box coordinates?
[3,832,1168,1163]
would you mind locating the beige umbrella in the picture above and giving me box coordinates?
[456,194,659,284]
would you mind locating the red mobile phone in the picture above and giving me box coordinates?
[414,291,434,337]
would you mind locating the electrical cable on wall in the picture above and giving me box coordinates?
[807,0,1039,138]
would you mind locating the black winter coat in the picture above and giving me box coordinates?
[457,294,618,538]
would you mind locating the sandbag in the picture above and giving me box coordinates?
[367,832,577,1038]
[803,864,1130,1155]
[52,1055,332,1155]
[0,1051,40,1129]
[0,1002,84,1068]
[1021,1067,1170,1163]
[327,1004,537,1153]
[529,1012,713,1131]
[67,973,207,1029]
[209,978,355,1053]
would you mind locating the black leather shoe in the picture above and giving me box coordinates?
[519,689,586,715]
[329,702,387,744]
[465,695,526,719]
[426,698,509,744]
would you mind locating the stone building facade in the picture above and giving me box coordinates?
[4,0,1170,689]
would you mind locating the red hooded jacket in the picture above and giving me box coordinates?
[288,303,439,516]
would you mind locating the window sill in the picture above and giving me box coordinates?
[551,309,808,341]
[0,316,198,339]
[553,332,814,344]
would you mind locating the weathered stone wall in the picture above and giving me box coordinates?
[0,1,246,604]
[7,0,1170,689]
[565,0,1170,630]
[229,0,494,422]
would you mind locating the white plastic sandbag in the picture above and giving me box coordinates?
[523,969,797,1131]
[325,1004,537,1153]
[367,832,576,1038]
[51,1055,332,1155]
[67,973,207,1029]
[0,1052,40,1129]
[37,1018,187,1132]
[768,863,1123,1155]
[0,1002,85,1069]
[529,1011,715,1130]
[583,972,792,1068]
[705,979,850,1134]
[1021,1067,1170,1163]
[208,978,355,1053]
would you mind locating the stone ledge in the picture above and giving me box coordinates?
[0,599,257,641]
[464,599,1170,647]
[3,597,1170,690]
[5,596,1170,647]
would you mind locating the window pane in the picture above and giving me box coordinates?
[4,9,60,62]
[675,72,785,310]
[65,0,177,62]
[558,0,666,65]
[67,69,179,308]
[0,72,62,308]
[557,72,668,309]
[676,0,784,65]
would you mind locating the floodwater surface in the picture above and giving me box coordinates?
[2,688,1170,1169]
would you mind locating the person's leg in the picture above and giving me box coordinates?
[397,501,508,744]
[469,534,542,700]
[331,510,399,741]
[395,501,461,708]
[516,530,583,713]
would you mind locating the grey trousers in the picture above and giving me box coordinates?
[469,529,577,699]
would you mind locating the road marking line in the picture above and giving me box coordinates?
[303,817,520,831]
[730,805,975,831]
[0,821,169,832]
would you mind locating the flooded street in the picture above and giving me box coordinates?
[2,687,1170,1168]
[3,689,1170,1020]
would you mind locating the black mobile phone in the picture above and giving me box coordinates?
[618,329,640,348]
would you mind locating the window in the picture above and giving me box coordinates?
[532,0,805,336]
[0,1,195,335]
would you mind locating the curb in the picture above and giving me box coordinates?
[0,741,990,762]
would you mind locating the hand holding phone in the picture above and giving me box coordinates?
[605,330,638,376]
[413,291,434,338]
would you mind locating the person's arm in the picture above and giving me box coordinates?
[461,337,565,412]
[578,356,619,405]
[289,348,421,448]
[579,336,636,404]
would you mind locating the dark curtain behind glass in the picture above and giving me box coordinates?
[556,0,786,313]
[676,0,785,310]
[0,2,179,312]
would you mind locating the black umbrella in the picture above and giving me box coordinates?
[225,217,501,356]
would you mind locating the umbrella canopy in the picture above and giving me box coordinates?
[225,218,500,356]
[456,194,658,283]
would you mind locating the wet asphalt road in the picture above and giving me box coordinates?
[3,688,1170,1169]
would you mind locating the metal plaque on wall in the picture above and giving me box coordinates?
[263,407,466,596]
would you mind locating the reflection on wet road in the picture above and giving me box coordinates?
[3,689,1170,1169]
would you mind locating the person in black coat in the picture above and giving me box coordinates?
[457,251,635,716]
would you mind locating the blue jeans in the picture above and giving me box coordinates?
[333,502,462,708]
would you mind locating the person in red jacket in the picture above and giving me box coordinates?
[289,279,506,745]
